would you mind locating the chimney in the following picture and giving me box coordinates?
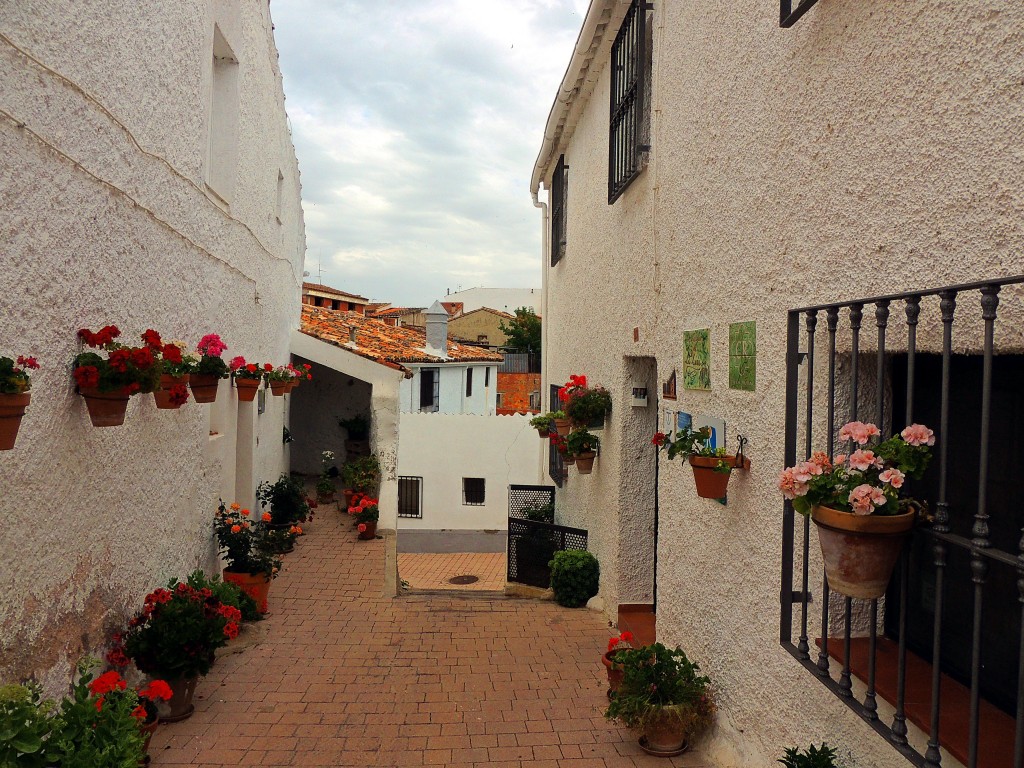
[424,300,449,359]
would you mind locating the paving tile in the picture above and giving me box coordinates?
[148,496,713,767]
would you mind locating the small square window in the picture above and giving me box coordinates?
[463,477,485,505]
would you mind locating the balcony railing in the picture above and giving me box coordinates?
[781,275,1024,767]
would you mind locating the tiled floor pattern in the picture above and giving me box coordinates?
[398,552,507,591]
[149,511,711,767]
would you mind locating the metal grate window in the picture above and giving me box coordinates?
[608,0,651,204]
[398,476,423,519]
[780,0,822,28]
[551,154,568,265]
[781,275,1024,767]
[466,367,473,397]
[463,477,485,505]
[419,367,439,412]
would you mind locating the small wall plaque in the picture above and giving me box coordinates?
[631,387,648,407]
[683,329,711,391]
[729,321,756,391]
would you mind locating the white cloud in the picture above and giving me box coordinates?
[271,0,586,304]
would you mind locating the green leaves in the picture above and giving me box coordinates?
[778,743,840,768]
[549,550,599,608]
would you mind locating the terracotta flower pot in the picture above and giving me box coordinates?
[79,387,130,427]
[285,379,299,393]
[561,452,576,465]
[602,650,624,697]
[189,374,221,403]
[223,569,272,614]
[554,418,571,437]
[139,712,159,758]
[812,505,916,599]
[641,707,690,755]
[160,676,198,723]
[687,455,742,499]
[153,373,190,409]
[536,426,550,439]
[343,488,356,508]
[0,392,30,450]
[268,379,289,396]
[318,489,336,504]
[358,521,377,540]
[234,378,261,402]
[575,452,597,474]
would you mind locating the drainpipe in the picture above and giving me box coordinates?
[533,188,549,485]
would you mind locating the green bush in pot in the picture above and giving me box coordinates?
[549,550,599,608]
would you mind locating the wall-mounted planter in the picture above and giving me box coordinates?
[268,379,289,397]
[189,374,222,403]
[154,374,190,409]
[575,452,597,474]
[0,392,30,449]
[554,418,571,437]
[234,378,261,402]
[79,387,130,427]
[687,454,750,499]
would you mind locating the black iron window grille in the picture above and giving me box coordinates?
[780,0,822,28]
[466,367,473,397]
[463,477,485,506]
[419,367,439,412]
[551,154,568,266]
[397,476,423,519]
[548,384,565,487]
[781,275,1024,767]
[608,0,651,204]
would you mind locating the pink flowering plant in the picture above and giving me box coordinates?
[779,421,935,517]
[195,334,230,378]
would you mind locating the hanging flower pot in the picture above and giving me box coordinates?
[153,373,190,409]
[575,451,597,474]
[269,379,289,396]
[688,455,743,499]
[811,505,915,599]
[160,675,199,723]
[79,387,130,427]
[0,392,30,450]
[561,452,576,465]
[223,570,272,614]
[189,374,222,403]
[554,418,571,437]
[234,378,261,402]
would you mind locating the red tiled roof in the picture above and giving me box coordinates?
[302,282,369,302]
[300,306,504,370]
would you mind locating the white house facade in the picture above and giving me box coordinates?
[534,1,1024,766]
[1,2,304,690]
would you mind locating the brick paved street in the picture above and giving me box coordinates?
[149,509,710,767]
[398,552,507,591]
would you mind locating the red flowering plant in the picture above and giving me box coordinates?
[160,339,199,378]
[607,630,635,660]
[228,356,265,381]
[213,501,282,579]
[558,374,612,426]
[108,581,243,680]
[73,326,161,396]
[0,355,39,394]
[195,334,230,378]
[347,496,380,524]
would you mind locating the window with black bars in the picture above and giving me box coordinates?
[781,275,1024,767]
[419,368,439,412]
[463,477,485,505]
[608,0,650,204]
[466,367,473,397]
[550,154,567,265]
[780,0,822,28]
[397,476,422,519]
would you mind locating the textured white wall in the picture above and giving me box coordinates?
[400,364,498,415]
[538,0,1024,765]
[396,412,541,530]
[0,1,304,690]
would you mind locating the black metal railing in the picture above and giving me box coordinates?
[781,275,1024,767]
[507,517,588,589]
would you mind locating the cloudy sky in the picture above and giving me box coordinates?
[271,0,589,305]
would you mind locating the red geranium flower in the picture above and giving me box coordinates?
[122,382,141,396]
[141,329,162,350]
[162,344,183,364]
[131,347,155,368]
[74,365,100,389]
[651,432,667,446]
[223,622,239,640]
[264,363,274,372]
[109,348,131,373]
[88,670,127,695]
[245,363,259,374]
[16,355,39,370]
[169,384,189,406]
[138,680,173,702]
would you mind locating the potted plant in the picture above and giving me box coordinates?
[779,744,841,767]
[653,426,749,499]
[347,495,380,539]
[228,356,264,401]
[74,326,161,426]
[550,433,574,465]
[529,412,556,438]
[266,524,302,554]
[340,414,370,456]
[266,365,295,396]
[566,428,600,474]
[603,631,634,697]
[288,362,312,392]
[0,681,53,767]
[148,333,196,410]
[550,550,599,608]
[214,501,282,613]
[342,454,381,496]
[0,354,38,450]
[190,334,230,403]
[317,450,337,502]
[779,420,934,599]
[560,375,612,428]
[550,410,571,436]
[184,569,261,624]
[605,643,715,756]
[257,473,311,527]
[107,582,242,722]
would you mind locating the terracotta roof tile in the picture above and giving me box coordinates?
[300,306,504,369]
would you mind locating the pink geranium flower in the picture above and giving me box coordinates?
[848,449,878,472]
[879,468,905,488]
[839,421,881,446]
[848,484,887,515]
[197,333,227,357]
[228,355,246,371]
[778,468,808,500]
[901,423,935,446]
[791,461,823,484]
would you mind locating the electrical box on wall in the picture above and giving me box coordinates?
[631,387,648,407]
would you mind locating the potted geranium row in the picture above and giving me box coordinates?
[779,420,934,599]
[653,426,750,499]
[0,354,38,450]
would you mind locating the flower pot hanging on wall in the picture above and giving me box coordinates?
[688,455,746,499]
[234,378,261,402]
[79,387,131,427]
[189,374,221,403]
[0,392,30,450]
[575,452,597,474]
[153,373,190,409]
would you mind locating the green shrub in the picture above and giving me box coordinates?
[0,682,54,767]
[549,550,599,607]
[779,744,840,768]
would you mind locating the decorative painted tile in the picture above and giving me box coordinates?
[729,321,756,391]
[683,329,711,391]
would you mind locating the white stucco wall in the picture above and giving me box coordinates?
[0,1,304,690]
[396,412,541,531]
[400,363,499,415]
[536,1,1024,765]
